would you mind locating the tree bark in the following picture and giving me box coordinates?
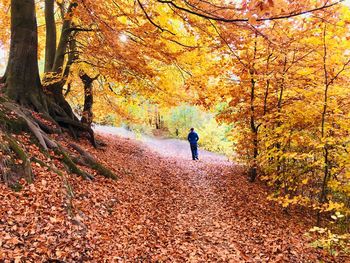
[4,0,96,147]
[249,75,258,182]
[43,2,79,119]
[248,36,259,182]
[44,0,56,73]
[52,2,77,75]
[5,0,47,112]
[318,24,330,226]
[80,72,98,127]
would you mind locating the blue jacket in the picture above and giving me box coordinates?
[188,131,199,145]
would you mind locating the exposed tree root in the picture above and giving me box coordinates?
[96,139,107,147]
[0,99,116,188]
[55,147,94,181]
[2,133,33,183]
[4,102,57,150]
[55,117,96,147]
[70,143,118,180]
[0,139,9,183]
[30,113,62,134]
[44,96,97,148]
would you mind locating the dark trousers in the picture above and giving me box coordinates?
[190,144,198,160]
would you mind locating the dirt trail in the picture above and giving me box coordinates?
[94,125,229,163]
[0,128,337,262]
[81,129,333,262]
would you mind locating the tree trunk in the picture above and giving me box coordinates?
[4,0,96,147]
[43,2,78,119]
[80,72,98,127]
[41,1,81,124]
[155,106,160,129]
[249,70,259,182]
[275,55,288,180]
[52,3,77,75]
[5,0,47,112]
[248,35,259,182]
[317,24,330,226]
[44,0,56,73]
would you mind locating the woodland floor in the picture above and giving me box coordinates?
[0,128,347,262]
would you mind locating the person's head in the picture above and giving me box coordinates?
[190,127,194,132]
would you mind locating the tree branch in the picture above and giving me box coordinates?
[209,20,247,68]
[157,0,343,23]
[137,0,176,35]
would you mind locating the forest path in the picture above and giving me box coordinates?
[83,126,325,262]
[94,125,228,163]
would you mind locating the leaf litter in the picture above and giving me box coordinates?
[0,133,347,262]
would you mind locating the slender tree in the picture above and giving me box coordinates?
[44,0,57,73]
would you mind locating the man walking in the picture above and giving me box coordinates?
[187,128,199,160]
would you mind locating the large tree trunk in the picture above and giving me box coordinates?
[2,0,96,149]
[44,0,57,73]
[3,0,96,147]
[5,0,47,112]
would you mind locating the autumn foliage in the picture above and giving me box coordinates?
[0,0,350,260]
[210,5,350,228]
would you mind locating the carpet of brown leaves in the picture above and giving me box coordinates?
[0,133,346,262]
